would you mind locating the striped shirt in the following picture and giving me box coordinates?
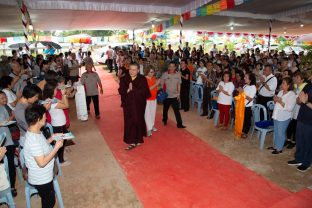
[24,131,54,185]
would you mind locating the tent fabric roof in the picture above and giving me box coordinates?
[0,0,311,35]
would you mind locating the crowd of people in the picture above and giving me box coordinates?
[0,47,103,207]
[0,40,311,206]
[114,42,312,173]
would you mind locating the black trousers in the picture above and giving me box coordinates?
[242,107,252,134]
[295,121,312,167]
[180,84,190,111]
[34,181,55,208]
[52,125,68,163]
[286,119,297,143]
[86,95,100,116]
[163,98,183,126]
[5,145,16,188]
[202,87,213,115]
[107,59,113,72]
[256,95,273,120]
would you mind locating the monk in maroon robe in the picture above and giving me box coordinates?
[118,63,151,150]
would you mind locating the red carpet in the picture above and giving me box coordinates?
[93,69,312,208]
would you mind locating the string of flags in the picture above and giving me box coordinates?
[16,0,33,53]
[142,0,252,36]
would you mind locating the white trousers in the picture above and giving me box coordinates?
[145,100,157,131]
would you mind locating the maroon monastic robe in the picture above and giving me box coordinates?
[118,74,151,144]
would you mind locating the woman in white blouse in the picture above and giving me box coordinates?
[239,72,257,138]
[270,77,296,154]
[0,76,18,110]
[195,60,207,85]
[216,71,235,130]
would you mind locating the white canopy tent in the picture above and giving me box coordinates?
[0,0,311,35]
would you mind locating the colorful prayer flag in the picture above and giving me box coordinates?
[207,4,214,15]
[182,12,191,21]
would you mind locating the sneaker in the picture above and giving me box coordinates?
[147,130,152,137]
[297,165,311,172]
[177,125,186,129]
[272,150,282,154]
[60,161,71,167]
[287,143,296,149]
[11,188,17,197]
[287,160,302,166]
[152,127,158,132]
[200,113,208,117]
[284,140,291,147]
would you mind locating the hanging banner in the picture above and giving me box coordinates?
[0,38,7,43]
[212,2,221,13]
[182,11,191,21]
[143,0,252,35]
[207,4,214,15]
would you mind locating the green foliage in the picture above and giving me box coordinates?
[0,32,24,37]
[0,30,115,37]
[57,30,114,37]
[300,47,312,70]
[276,36,293,51]
[226,42,234,51]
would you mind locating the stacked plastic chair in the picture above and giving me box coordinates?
[0,157,16,208]
[191,84,204,115]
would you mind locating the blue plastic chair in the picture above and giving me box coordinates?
[0,157,16,208]
[45,123,62,176]
[250,104,274,150]
[191,84,204,115]
[19,149,65,208]
[209,90,219,126]
[267,101,275,120]
[14,154,23,182]
[230,100,236,130]
[189,81,195,100]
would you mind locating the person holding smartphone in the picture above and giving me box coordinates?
[24,104,63,208]
[0,91,17,196]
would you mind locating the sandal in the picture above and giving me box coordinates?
[241,134,248,139]
[125,144,137,151]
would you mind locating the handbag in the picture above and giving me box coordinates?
[8,124,20,141]
[157,89,168,103]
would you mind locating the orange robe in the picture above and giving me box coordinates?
[234,92,246,137]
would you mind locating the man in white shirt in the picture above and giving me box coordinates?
[256,64,277,119]
[106,46,114,73]
[210,44,218,57]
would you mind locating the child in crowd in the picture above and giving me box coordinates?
[144,66,160,137]
[216,71,235,130]
[43,82,70,166]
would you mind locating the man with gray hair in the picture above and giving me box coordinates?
[9,61,29,95]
